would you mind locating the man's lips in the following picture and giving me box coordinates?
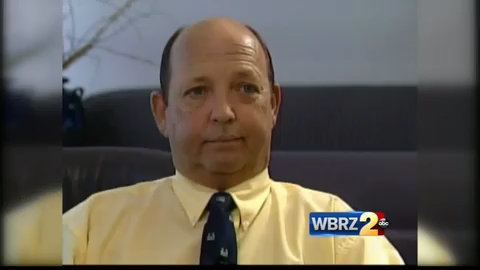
[204,137,244,143]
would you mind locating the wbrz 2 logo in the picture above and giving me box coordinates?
[309,212,388,237]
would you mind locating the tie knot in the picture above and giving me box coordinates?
[208,192,236,213]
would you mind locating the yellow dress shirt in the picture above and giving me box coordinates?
[4,189,62,265]
[63,168,404,264]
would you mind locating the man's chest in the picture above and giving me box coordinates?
[84,205,334,264]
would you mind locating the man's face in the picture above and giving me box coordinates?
[153,20,280,180]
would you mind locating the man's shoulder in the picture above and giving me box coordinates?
[63,175,174,220]
[270,180,404,264]
[270,179,354,212]
[92,176,173,199]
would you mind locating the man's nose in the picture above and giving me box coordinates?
[210,92,236,123]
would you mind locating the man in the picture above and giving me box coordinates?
[63,17,404,265]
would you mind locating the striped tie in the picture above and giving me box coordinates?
[199,192,237,265]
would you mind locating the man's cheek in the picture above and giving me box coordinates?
[248,98,274,118]
[246,104,274,130]
[177,121,203,145]
[241,115,270,142]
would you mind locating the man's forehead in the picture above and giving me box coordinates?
[170,18,266,67]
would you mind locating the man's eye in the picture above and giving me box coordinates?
[239,83,260,95]
[185,87,206,98]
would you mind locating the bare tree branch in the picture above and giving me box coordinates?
[96,0,160,17]
[94,45,157,67]
[97,11,152,43]
[63,0,137,70]
[75,16,109,50]
[93,0,163,43]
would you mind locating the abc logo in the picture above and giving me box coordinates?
[378,218,389,229]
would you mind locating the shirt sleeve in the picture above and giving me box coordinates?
[331,195,405,265]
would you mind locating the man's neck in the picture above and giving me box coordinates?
[179,166,266,191]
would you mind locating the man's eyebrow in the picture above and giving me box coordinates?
[181,76,209,89]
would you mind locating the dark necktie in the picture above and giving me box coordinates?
[199,192,237,265]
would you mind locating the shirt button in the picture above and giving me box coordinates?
[243,221,250,227]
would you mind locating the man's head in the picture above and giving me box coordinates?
[151,17,281,189]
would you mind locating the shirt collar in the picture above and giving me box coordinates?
[172,168,271,230]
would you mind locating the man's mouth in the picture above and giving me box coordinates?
[204,136,244,144]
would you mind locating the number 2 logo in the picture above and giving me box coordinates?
[359,212,379,236]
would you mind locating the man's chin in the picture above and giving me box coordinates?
[203,158,245,174]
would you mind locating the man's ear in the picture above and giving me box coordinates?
[270,84,282,126]
[150,90,169,138]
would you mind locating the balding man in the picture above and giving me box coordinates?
[63,18,404,265]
